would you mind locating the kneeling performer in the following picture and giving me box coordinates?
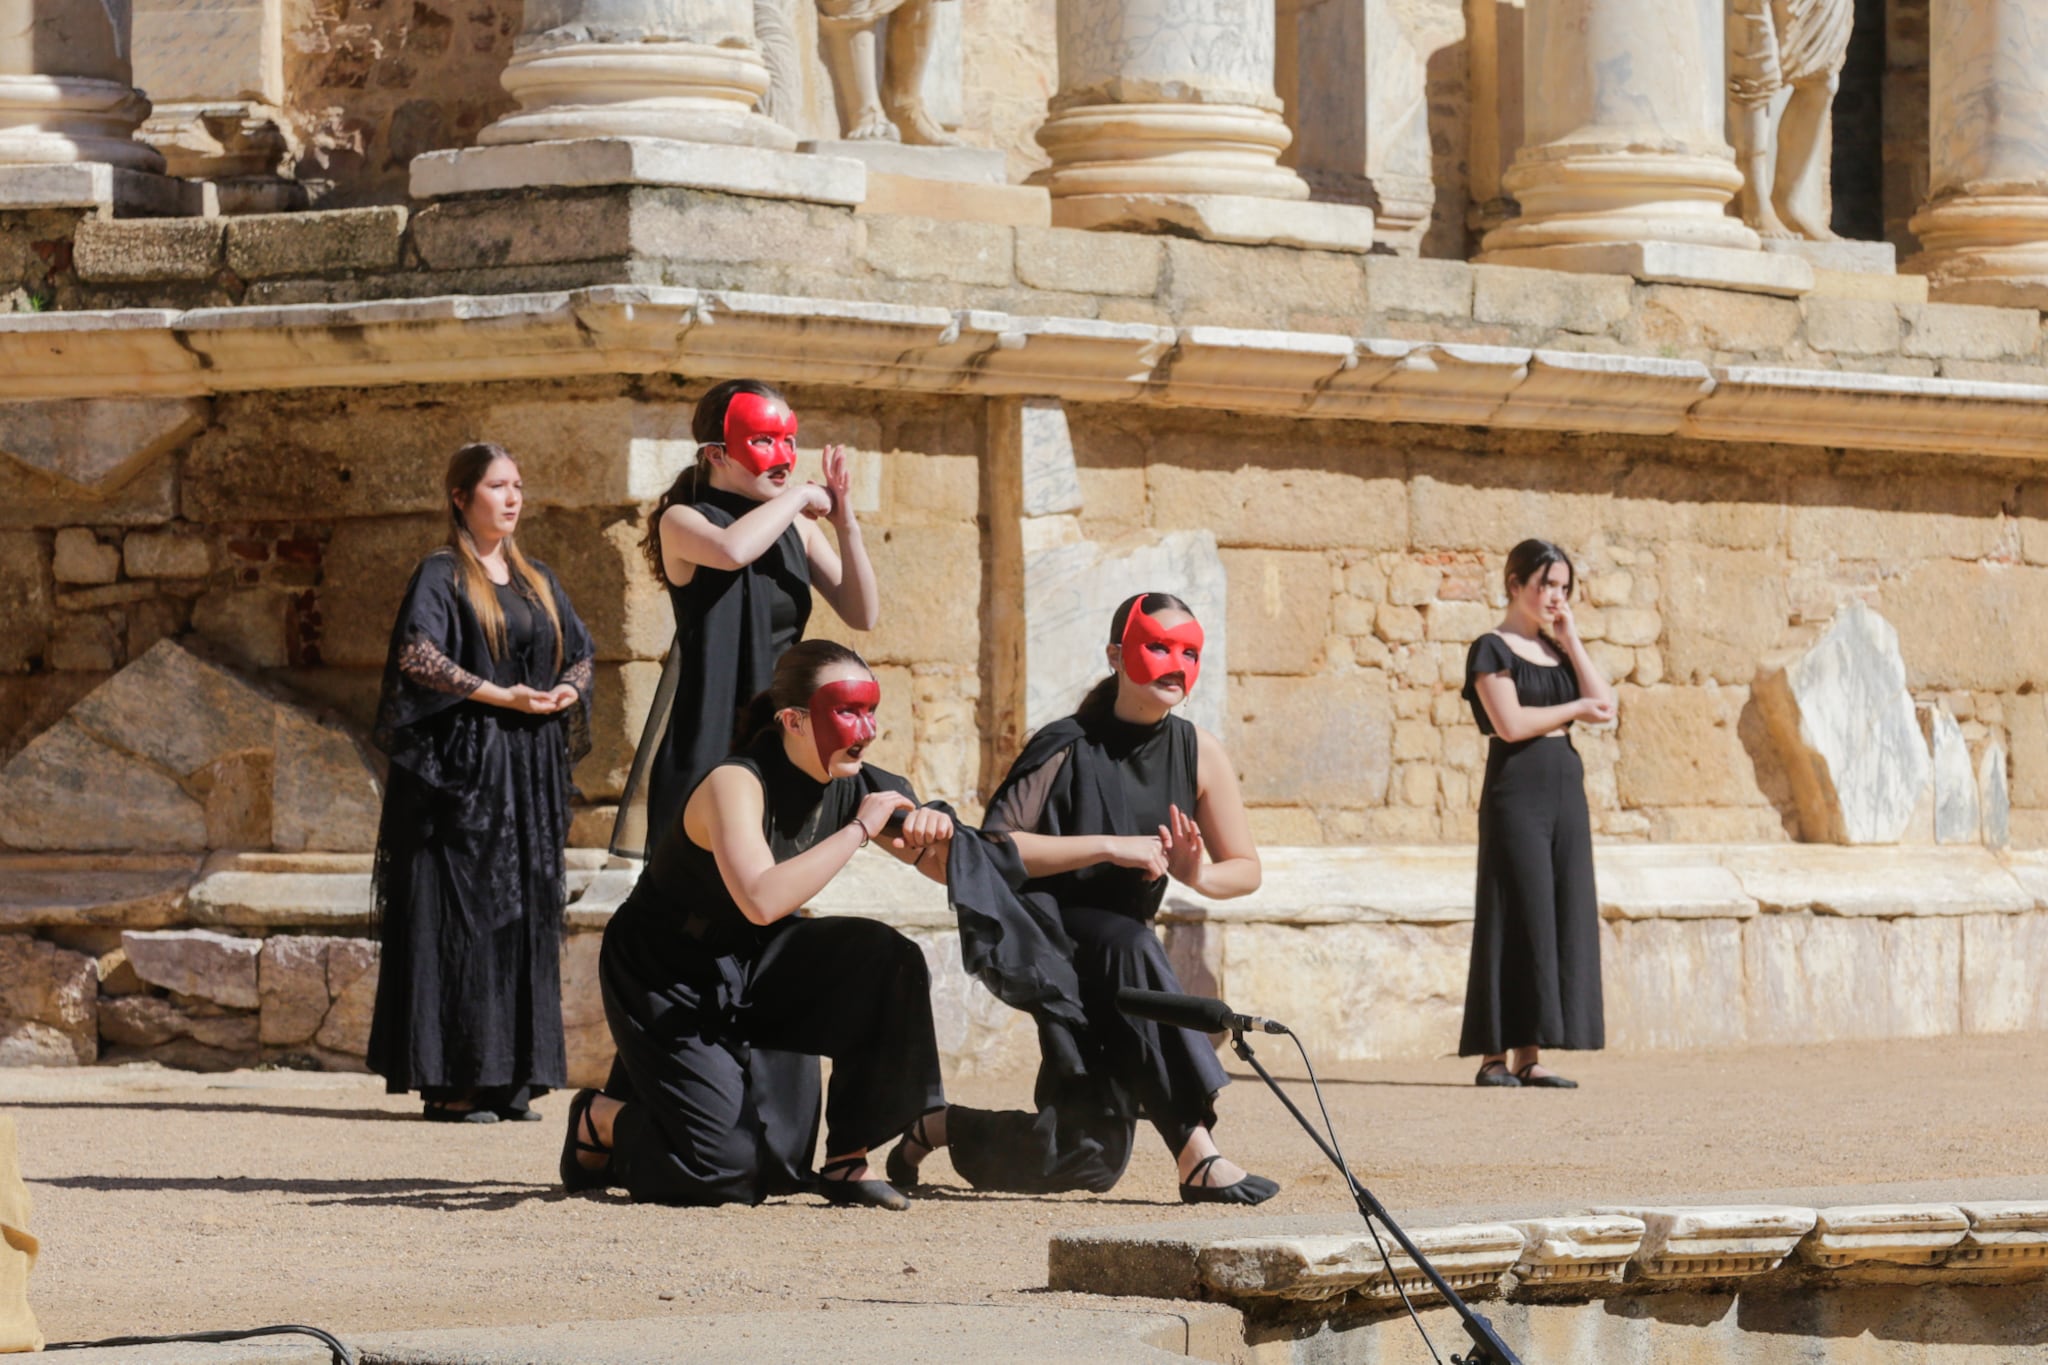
[562,641,949,1209]
[891,593,1279,1205]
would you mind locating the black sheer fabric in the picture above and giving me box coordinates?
[609,487,811,859]
[597,733,944,1205]
[366,553,594,1099]
[946,710,1230,1194]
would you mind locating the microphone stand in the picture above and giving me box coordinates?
[1228,1028,1522,1365]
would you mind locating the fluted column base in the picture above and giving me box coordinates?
[1906,194,2048,309]
[477,41,795,153]
[0,75,164,173]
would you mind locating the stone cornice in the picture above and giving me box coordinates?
[5,285,2048,457]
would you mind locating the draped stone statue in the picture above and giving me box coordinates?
[1728,0,1854,240]
[816,0,960,143]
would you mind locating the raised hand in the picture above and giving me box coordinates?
[792,481,834,520]
[821,444,855,527]
[1161,804,1206,887]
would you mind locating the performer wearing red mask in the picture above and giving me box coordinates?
[609,379,880,1194]
[888,593,1279,1205]
[564,642,951,1208]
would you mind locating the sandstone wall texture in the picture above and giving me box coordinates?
[7,370,2048,848]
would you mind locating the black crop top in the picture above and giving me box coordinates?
[1462,632,1580,738]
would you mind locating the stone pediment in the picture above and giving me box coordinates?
[0,639,380,854]
[0,398,207,493]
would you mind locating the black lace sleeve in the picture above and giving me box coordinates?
[560,655,594,699]
[398,639,485,698]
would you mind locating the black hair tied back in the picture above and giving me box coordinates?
[1076,590,1197,723]
[733,638,872,752]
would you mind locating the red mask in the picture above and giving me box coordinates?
[721,392,798,477]
[1120,606,1204,693]
[806,678,879,769]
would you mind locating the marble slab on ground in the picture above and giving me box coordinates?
[1763,238,1899,274]
[1718,845,2031,916]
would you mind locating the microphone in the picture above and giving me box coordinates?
[1116,987,1287,1036]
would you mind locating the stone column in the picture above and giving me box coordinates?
[1906,0,2048,309]
[1033,0,1374,252]
[480,0,795,152]
[1477,0,1809,295]
[0,0,162,173]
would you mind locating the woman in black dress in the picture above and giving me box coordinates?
[888,593,1278,1205]
[367,442,595,1122]
[561,640,950,1209]
[1460,539,1615,1089]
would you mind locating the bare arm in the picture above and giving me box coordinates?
[1003,830,1167,880]
[1472,672,1603,743]
[690,767,912,926]
[659,486,829,582]
[880,804,954,886]
[1170,726,1261,900]
[800,446,880,629]
[1549,603,1616,710]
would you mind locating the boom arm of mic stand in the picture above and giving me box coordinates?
[1227,1030,1522,1365]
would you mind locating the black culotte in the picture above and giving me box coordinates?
[1459,735,1604,1056]
[599,914,945,1206]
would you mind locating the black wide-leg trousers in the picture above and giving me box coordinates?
[949,903,1228,1194]
[1460,735,1604,1056]
[599,915,945,1206]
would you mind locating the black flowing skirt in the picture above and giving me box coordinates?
[1460,736,1604,1056]
[367,709,570,1095]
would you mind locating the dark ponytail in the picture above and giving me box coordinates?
[1076,591,1196,725]
[734,638,872,752]
[640,378,792,583]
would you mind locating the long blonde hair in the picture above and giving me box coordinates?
[445,443,563,667]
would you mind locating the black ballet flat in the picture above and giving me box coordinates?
[818,1156,909,1212]
[495,1105,545,1122]
[559,1088,613,1193]
[1513,1064,1578,1089]
[423,1102,499,1124]
[1178,1155,1280,1206]
[1474,1061,1521,1088]
[884,1109,941,1192]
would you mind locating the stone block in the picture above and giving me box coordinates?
[1959,910,2048,1033]
[316,516,441,668]
[1220,549,1327,676]
[1951,1202,2048,1275]
[71,218,225,283]
[51,530,119,586]
[258,934,332,1045]
[848,521,980,668]
[1978,744,2010,850]
[559,930,610,1089]
[1160,239,1369,330]
[1625,284,1805,354]
[0,400,204,501]
[1722,845,2031,918]
[121,928,260,1010]
[410,138,867,208]
[71,641,277,778]
[1600,917,1748,1051]
[0,531,52,672]
[1507,1215,1645,1289]
[1789,471,2007,564]
[1423,601,1492,643]
[858,173,1051,227]
[1147,459,1406,551]
[1802,296,1902,355]
[270,712,381,854]
[1900,303,2040,361]
[224,208,408,279]
[315,942,378,1055]
[1233,672,1393,810]
[1591,1205,1815,1281]
[1920,705,1980,844]
[861,215,1013,288]
[1054,193,1375,254]
[190,588,290,669]
[1376,603,1423,642]
[1471,264,1632,335]
[1614,684,1767,811]
[1657,544,1790,684]
[1484,242,1813,298]
[122,531,211,579]
[1753,602,1932,844]
[0,854,198,930]
[0,934,97,1064]
[1365,257,1474,319]
[1014,227,1161,297]
[1878,561,2048,693]
[0,719,206,851]
[1799,1204,1968,1269]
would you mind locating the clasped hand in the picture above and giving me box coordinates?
[1105,805,1205,886]
[853,790,954,850]
[501,684,579,715]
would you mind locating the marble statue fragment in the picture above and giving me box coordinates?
[816,0,960,144]
[1727,0,1854,240]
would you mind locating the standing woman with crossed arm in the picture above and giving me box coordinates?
[1460,539,1615,1089]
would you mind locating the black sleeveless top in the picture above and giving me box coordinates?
[609,731,913,964]
[665,486,811,667]
[987,710,1200,921]
[1462,632,1580,738]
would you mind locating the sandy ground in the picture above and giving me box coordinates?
[7,1034,2048,1345]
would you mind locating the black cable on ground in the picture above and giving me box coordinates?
[44,1323,355,1364]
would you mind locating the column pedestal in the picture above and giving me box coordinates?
[1477,0,1810,296]
[1034,0,1374,252]
[413,2,864,206]
[1905,0,2048,309]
